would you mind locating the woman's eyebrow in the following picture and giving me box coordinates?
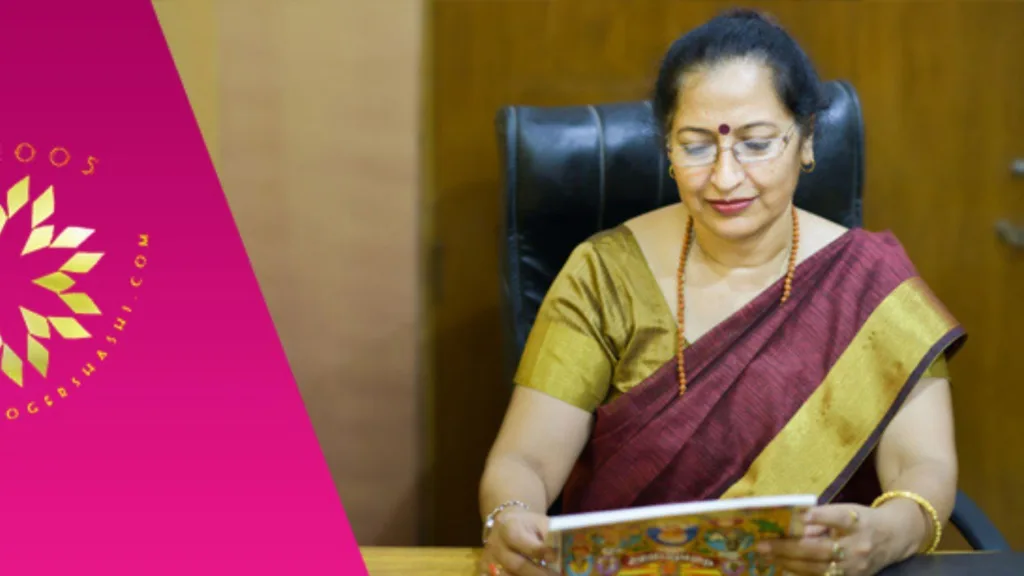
[737,121,779,130]
[676,126,714,136]
[676,121,779,136]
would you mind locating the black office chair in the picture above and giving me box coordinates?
[495,80,1010,551]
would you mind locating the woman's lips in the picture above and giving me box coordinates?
[706,197,756,215]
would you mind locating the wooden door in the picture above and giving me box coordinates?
[856,1,1024,548]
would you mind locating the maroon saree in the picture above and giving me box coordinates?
[560,229,965,514]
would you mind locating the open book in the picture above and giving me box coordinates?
[545,494,817,576]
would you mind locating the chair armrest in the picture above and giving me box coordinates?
[951,490,1011,551]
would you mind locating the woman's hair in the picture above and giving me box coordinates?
[653,8,826,139]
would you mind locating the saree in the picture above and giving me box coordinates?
[514,226,964,514]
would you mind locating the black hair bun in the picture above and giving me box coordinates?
[651,7,825,138]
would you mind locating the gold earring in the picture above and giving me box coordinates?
[669,166,676,179]
[801,159,816,173]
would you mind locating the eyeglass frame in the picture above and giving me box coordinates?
[666,122,799,169]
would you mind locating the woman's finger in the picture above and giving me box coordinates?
[806,504,865,533]
[758,536,834,562]
[490,540,553,576]
[772,534,868,576]
[501,519,556,563]
[773,556,834,576]
[478,548,503,576]
[801,523,829,538]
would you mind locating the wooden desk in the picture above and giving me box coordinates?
[361,547,480,576]
[360,547,1024,576]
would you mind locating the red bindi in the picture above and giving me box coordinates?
[718,123,731,135]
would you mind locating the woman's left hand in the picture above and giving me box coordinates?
[756,504,897,576]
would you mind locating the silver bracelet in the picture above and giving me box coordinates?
[481,500,529,544]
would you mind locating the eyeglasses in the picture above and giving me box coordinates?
[668,123,797,168]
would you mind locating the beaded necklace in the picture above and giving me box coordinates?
[675,205,800,396]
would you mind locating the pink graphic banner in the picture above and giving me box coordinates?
[0,2,366,573]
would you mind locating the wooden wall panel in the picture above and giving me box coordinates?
[427,0,1024,548]
[158,0,427,546]
[855,1,1024,549]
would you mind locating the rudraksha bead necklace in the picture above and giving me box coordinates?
[675,205,799,396]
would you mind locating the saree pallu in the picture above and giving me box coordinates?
[561,229,965,514]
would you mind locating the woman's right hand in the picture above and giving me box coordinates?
[479,509,558,576]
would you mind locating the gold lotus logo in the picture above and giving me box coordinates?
[0,176,103,388]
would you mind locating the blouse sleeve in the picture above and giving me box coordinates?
[513,241,619,412]
[921,352,950,381]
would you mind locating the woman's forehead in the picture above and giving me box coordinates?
[672,59,789,127]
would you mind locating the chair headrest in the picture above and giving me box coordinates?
[496,79,865,363]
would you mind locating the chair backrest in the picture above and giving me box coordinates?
[496,80,865,380]
[492,84,1012,540]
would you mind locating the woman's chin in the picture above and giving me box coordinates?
[698,211,768,241]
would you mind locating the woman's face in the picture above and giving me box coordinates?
[667,58,813,242]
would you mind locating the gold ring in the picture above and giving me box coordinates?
[831,540,846,561]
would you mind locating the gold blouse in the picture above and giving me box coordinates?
[513,226,948,412]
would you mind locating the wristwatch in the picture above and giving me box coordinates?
[482,500,529,544]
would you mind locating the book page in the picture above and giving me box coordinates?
[547,502,813,575]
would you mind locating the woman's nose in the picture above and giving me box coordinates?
[709,147,745,191]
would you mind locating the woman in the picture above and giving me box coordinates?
[478,9,962,576]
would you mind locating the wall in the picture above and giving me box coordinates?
[154,0,427,546]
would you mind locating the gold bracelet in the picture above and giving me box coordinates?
[871,491,943,554]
